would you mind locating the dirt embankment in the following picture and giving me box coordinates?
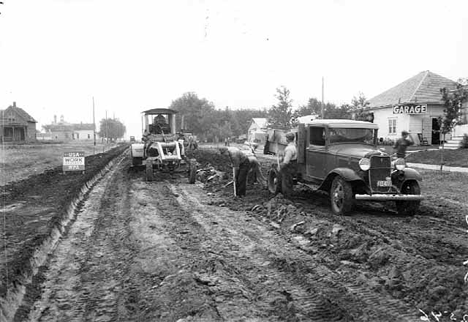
[0,145,127,322]
[1,147,467,322]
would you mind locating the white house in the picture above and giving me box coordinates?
[368,70,457,145]
[247,118,268,143]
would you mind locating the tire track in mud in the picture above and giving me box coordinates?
[163,182,421,321]
[284,194,467,317]
[26,158,134,322]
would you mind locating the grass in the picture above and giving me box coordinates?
[418,169,468,204]
[1,141,122,186]
[378,145,468,167]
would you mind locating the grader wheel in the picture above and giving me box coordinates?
[146,161,154,182]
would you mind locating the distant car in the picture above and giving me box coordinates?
[130,136,136,142]
[266,119,424,216]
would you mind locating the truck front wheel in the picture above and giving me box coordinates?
[330,176,354,215]
[396,181,420,216]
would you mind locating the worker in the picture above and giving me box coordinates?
[393,130,414,158]
[219,147,251,197]
[278,132,297,197]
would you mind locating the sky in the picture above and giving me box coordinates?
[1,0,467,138]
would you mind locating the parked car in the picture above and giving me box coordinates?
[266,119,424,216]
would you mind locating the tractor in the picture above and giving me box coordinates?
[130,108,197,183]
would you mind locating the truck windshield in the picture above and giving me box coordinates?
[329,128,375,145]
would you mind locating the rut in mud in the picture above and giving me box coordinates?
[10,148,468,322]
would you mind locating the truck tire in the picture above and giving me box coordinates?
[146,161,154,182]
[188,159,196,184]
[267,168,281,195]
[330,176,353,215]
[396,181,420,216]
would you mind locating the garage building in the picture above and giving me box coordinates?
[368,70,457,145]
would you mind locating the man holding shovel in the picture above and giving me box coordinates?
[219,147,251,197]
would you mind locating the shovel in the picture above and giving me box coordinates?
[232,168,237,196]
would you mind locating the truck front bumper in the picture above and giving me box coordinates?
[355,194,424,201]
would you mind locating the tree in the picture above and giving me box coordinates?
[268,86,293,129]
[351,92,372,121]
[99,118,126,142]
[440,78,468,132]
[292,98,350,125]
[169,92,215,135]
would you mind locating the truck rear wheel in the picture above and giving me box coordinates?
[267,168,281,195]
[396,181,420,216]
[330,176,353,215]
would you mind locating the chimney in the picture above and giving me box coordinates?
[13,102,16,107]
[54,115,57,124]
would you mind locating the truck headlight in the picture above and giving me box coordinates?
[359,158,370,171]
[394,158,406,170]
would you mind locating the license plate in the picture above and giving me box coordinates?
[377,180,392,187]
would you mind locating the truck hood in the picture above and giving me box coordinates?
[328,144,387,159]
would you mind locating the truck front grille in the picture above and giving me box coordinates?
[369,156,392,193]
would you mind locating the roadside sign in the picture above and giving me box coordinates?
[63,152,85,172]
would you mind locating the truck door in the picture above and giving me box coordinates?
[306,126,328,180]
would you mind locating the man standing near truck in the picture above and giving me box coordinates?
[279,132,297,197]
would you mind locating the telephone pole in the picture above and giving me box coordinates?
[321,76,325,119]
[92,97,96,147]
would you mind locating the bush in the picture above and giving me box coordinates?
[461,134,468,148]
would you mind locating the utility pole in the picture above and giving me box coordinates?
[105,110,108,145]
[92,97,96,149]
[321,76,325,119]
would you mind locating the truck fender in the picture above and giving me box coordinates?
[131,143,145,158]
[319,168,364,192]
[401,168,422,181]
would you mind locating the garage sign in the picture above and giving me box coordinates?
[63,152,85,172]
[393,104,427,114]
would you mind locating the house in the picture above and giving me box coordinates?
[247,118,268,143]
[0,102,37,142]
[41,115,96,141]
[368,71,457,145]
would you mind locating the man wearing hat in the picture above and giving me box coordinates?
[393,130,414,158]
[278,132,297,197]
[219,146,251,197]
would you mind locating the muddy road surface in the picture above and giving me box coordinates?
[14,149,468,322]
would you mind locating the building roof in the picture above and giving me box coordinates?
[368,70,458,108]
[1,103,37,123]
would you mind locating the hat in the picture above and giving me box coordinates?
[401,130,409,135]
[285,132,295,141]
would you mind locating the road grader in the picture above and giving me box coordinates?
[130,108,197,183]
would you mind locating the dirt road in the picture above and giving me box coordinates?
[11,149,468,322]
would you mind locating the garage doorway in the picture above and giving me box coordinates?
[431,118,440,144]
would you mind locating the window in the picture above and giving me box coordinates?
[309,127,325,146]
[388,118,397,134]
